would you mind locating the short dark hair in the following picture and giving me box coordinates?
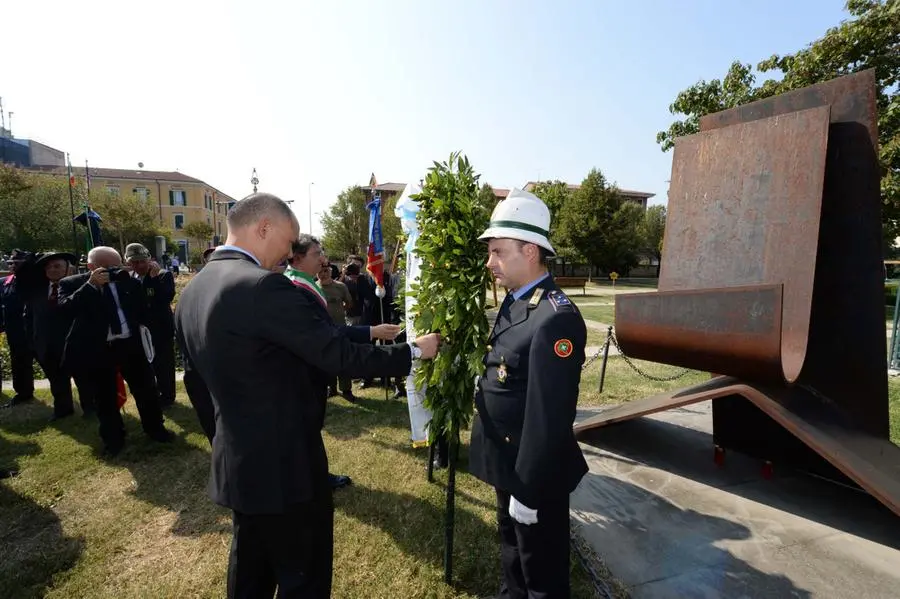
[227,192,294,229]
[515,240,552,263]
[344,263,360,276]
[330,264,340,279]
[347,254,364,265]
[291,233,321,256]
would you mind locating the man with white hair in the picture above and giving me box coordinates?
[58,246,172,456]
[469,188,588,599]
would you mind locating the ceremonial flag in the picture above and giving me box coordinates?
[366,191,385,290]
[74,208,103,249]
[395,182,431,447]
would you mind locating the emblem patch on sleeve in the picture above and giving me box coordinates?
[554,339,574,358]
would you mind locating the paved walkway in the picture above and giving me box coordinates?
[571,402,900,598]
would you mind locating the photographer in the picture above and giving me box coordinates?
[58,246,173,456]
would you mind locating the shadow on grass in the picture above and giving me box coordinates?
[0,431,84,599]
[47,399,228,539]
[334,482,498,597]
[325,394,411,441]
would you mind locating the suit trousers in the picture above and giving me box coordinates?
[495,489,571,599]
[7,339,35,399]
[227,477,334,599]
[38,349,75,417]
[74,337,165,450]
[151,327,176,406]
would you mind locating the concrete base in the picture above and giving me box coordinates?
[571,402,900,598]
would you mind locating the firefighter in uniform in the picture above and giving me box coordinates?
[469,188,589,599]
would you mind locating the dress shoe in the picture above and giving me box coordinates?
[329,473,352,490]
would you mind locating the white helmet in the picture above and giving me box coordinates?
[478,187,555,255]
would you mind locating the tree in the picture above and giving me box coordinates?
[89,188,164,254]
[183,221,215,251]
[639,205,667,276]
[0,165,78,252]
[321,185,403,263]
[556,169,643,274]
[321,186,369,258]
[475,182,500,216]
[657,0,900,243]
[529,180,577,271]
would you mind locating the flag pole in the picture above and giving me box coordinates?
[66,154,79,262]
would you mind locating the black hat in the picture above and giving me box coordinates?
[9,249,32,262]
[35,251,77,268]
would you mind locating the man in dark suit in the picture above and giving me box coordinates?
[58,246,172,455]
[16,251,93,419]
[175,193,440,599]
[469,188,588,599]
[1,250,36,408]
[125,243,177,408]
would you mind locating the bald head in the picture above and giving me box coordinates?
[87,246,123,269]
[223,192,300,270]
[227,193,295,229]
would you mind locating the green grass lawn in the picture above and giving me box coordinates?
[0,384,603,599]
[3,344,898,598]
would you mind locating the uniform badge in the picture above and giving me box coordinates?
[548,290,572,311]
[147,288,155,297]
[554,339,574,358]
[528,288,543,308]
[497,357,508,384]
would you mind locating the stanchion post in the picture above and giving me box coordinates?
[599,326,613,393]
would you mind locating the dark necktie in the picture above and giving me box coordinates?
[499,292,515,321]
[49,282,59,307]
[105,286,123,335]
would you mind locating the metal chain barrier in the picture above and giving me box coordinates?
[608,329,692,382]
[583,326,693,384]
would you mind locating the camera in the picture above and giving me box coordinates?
[104,266,130,281]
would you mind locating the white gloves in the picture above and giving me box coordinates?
[509,496,539,525]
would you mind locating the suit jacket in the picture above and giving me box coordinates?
[136,270,175,337]
[468,276,589,508]
[358,274,396,326]
[0,274,29,347]
[174,250,413,515]
[57,272,149,368]
[5,261,71,360]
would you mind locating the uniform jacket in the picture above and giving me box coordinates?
[6,261,73,362]
[135,270,175,337]
[469,275,589,508]
[57,271,150,368]
[174,250,413,515]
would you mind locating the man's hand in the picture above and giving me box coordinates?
[413,333,441,359]
[509,496,538,525]
[88,268,110,288]
[370,324,401,341]
[148,261,161,277]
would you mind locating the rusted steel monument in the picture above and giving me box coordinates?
[575,70,900,517]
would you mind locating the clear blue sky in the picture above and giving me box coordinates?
[5,0,851,234]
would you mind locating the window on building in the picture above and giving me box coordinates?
[169,190,186,206]
[133,187,149,202]
[174,213,185,230]
[106,185,120,196]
